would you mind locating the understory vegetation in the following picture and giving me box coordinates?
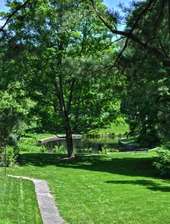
[154,146,170,178]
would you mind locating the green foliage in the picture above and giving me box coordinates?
[18,133,53,153]
[1,0,122,139]
[54,145,66,154]
[154,147,170,177]
[120,0,170,146]
[0,82,35,148]
[5,146,19,167]
[89,117,129,136]
[0,81,35,166]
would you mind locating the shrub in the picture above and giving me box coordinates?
[154,148,170,178]
[0,146,19,167]
[0,82,35,149]
[6,147,19,166]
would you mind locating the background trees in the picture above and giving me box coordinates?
[0,0,122,157]
[119,0,170,146]
[0,31,34,161]
[0,0,170,156]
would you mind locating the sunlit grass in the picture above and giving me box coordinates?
[88,121,129,136]
[0,176,42,224]
[5,147,170,223]
[1,133,169,224]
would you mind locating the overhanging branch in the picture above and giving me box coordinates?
[0,0,31,32]
[90,0,170,65]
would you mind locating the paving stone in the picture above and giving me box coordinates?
[8,175,65,224]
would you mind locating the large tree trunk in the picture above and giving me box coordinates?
[54,77,74,158]
[64,114,74,158]
[54,7,74,158]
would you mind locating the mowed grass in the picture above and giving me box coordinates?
[0,176,42,224]
[1,134,170,224]
[4,144,170,224]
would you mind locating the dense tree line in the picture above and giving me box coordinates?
[0,0,170,157]
[120,0,170,146]
[0,0,122,157]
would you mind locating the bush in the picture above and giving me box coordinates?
[154,148,170,177]
[0,147,19,167]
[6,147,19,166]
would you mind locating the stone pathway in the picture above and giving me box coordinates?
[8,175,65,224]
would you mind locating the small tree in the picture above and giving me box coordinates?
[0,82,35,166]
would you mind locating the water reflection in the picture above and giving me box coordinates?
[40,134,143,153]
[75,135,119,153]
[43,135,122,153]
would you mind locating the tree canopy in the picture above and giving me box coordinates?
[0,0,170,156]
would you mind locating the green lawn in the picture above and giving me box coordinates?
[0,176,42,224]
[0,134,169,224]
[2,145,170,224]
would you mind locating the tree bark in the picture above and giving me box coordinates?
[53,4,74,158]
[54,77,74,158]
[63,112,74,158]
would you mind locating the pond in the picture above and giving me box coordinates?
[75,135,119,153]
[40,134,142,153]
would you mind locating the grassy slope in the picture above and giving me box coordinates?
[3,147,170,224]
[88,121,129,136]
[0,176,42,224]
[1,134,170,224]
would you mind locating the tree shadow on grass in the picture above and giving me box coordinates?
[18,153,158,179]
[106,179,170,192]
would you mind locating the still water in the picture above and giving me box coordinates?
[43,135,122,153]
[42,134,142,153]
